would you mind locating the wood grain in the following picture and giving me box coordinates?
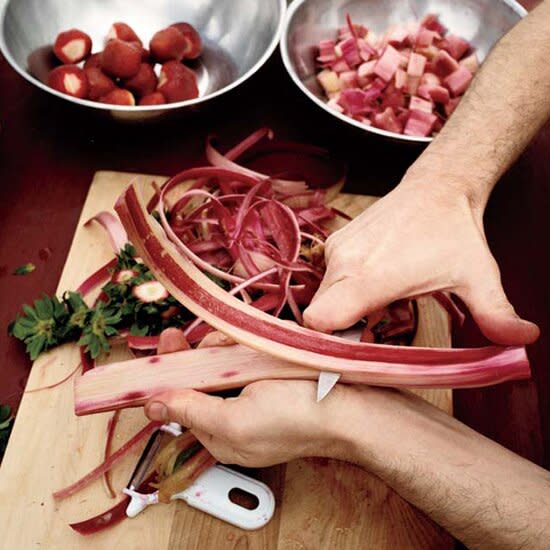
[0,171,452,550]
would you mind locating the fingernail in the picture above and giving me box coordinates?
[146,401,168,421]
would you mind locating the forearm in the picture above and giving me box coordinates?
[403,0,550,207]
[338,388,550,549]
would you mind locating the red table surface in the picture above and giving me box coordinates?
[0,0,548,475]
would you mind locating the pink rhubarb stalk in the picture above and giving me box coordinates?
[75,344,529,416]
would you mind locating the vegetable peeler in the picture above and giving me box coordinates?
[124,423,275,530]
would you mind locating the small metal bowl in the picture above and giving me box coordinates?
[281,0,526,143]
[0,0,285,121]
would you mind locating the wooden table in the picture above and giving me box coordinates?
[0,0,548,544]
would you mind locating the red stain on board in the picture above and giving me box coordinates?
[149,357,160,364]
[221,370,239,378]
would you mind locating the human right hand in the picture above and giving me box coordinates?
[303,180,539,346]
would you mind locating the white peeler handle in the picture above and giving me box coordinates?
[173,465,275,530]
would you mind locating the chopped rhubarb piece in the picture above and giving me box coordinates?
[427,85,450,104]
[434,50,459,77]
[374,45,401,81]
[358,60,376,78]
[373,107,403,134]
[337,88,367,115]
[340,70,359,89]
[420,14,447,35]
[433,118,444,133]
[416,45,439,61]
[358,39,375,61]
[409,95,433,113]
[386,25,410,46]
[317,69,341,94]
[340,37,361,67]
[416,27,438,48]
[331,58,351,73]
[319,39,336,59]
[327,97,343,113]
[381,90,406,110]
[444,66,473,96]
[420,72,441,87]
[363,78,386,103]
[394,68,408,90]
[444,97,461,116]
[459,53,479,74]
[441,34,470,60]
[404,109,437,136]
[406,75,420,95]
[407,52,427,77]
[398,51,410,69]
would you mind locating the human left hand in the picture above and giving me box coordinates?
[145,380,364,467]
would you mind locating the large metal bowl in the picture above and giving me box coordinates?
[281,0,526,143]
[0,0,285,121]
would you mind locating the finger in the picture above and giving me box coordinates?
[145,389,228,437]
[303,276,398,332]
[459,277,539,346]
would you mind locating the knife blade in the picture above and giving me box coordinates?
[316,370,341,402]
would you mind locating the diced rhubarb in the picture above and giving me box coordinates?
[386,25,410,46]
[327,97,344,113]
[420,14,447,35]
[363,78,386,103]
[404,109,437,137]
[340,37,362,67]
[444,97,461,116]
[317,69,341,94]
[398,50,410,69]
[444,66,473,96]
[358,60,376,78]
[373,107,403,133]
[416,45,439,61]
[358,39,376,61]
[318,39,336,60]
[406,75,420,95]
[434,50,459,77]
[381,90,406,110]
[420,72,441,87]
[357,60,376,87]
[409,95,433,113]
[340,70,359,89]
[331,58,351,73]
[427,85,450,104]
[407,52,427,77]
[395,68,408,90]
[459,53,479,74]
[416,27,438,48]
[337,89,367,115]
[441,34,470,60]
[374,45,401,81]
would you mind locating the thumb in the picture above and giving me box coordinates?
[145,390,227,436]
[303,276,396,332]
[459,278,539,346]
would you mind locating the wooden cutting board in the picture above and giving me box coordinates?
[0,171,452,550]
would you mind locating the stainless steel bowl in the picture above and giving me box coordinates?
[281,0,526,143]
[0,0,285,121]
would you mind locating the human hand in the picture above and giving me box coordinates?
[145,380,366,467]
[303,181,539,345]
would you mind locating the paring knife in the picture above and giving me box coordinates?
[316,327,363,401]
[316,371,341,402]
